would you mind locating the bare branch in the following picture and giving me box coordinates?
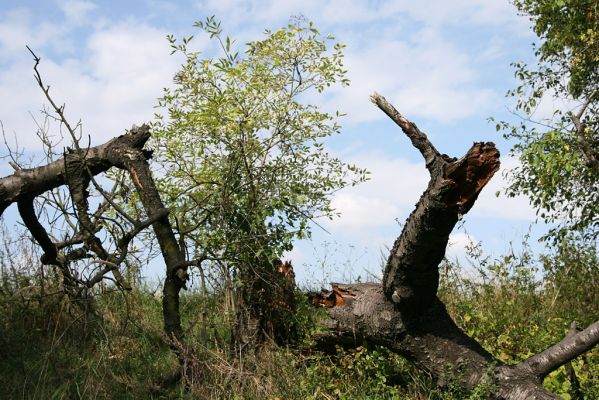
[370,93,442,172]
[112,208,170,266]
[518,319,599,379]
[27,46,139,226]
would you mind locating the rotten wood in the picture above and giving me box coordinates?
[234,258,300,349]
[310,284,357,308]
[309,94,599,399]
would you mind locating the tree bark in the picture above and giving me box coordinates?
[0,125,188,345]
[234,258,299,350]
[310,94,599,399]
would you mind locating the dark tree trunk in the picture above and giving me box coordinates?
[309,94,599,399]
[0,125,189,354]
[234,259,298,350]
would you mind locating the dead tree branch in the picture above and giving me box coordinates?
[517,320,599,380]
[309,94,598,399]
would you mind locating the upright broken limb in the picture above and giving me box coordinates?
[311,94,599,400]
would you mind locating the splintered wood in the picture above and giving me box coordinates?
[441,142,500,214]
[311,284,357,308]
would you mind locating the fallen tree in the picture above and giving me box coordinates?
[0,123,188,341]
[0,50,190,365]
[309,94,599,399]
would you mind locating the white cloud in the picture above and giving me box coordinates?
[196,0,529,32]
[0,9,67,60]
[325,151,536,244]
[0,20,183,149]
[182,0,529,127]
[471,155,536,221]
[195,0,381,27]
[446,232,477,262]
[0,1,510,153]
[331,193,400,231]
[57,0,96,25]
[386,0,529,32]
[194,0,524,124]
[324,152,428,237]
[314,25,498,124]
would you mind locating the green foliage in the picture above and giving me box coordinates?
[497,0,599,241]
[504,124,597,239]
[540,236,599,326]
[440,235,599,399]
[297,346,404,399]
[153,17,367,269]
[512,0,598,97]
[3,232,597,399]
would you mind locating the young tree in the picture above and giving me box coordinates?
[498,0,598,241]
[0,18,366,386]
[152,17,367,347]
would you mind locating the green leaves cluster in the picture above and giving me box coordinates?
[513,0,598,97]
[500,0,598,241]
[440,237,599,398]
[153,17,367,269]
[501,119,598,239]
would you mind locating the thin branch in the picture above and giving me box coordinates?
[370,92,442,171]
[518,319,599,379]
[112,208,170,266]
[1,120,25,169]
[26,46,138,226]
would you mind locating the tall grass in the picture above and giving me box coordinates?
[0,232,597,399]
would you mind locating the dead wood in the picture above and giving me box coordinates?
[309,93,599,399]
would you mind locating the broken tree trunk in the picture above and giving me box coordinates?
[0,125,189,346]
[310,94,599,400]
[234,259,299,350]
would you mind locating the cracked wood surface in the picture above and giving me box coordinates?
[309,94,597,399]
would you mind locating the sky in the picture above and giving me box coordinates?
[0,0,548,286]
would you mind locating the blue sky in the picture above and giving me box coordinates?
[0,0,548,285]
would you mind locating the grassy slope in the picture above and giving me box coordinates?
[0,239,597,399]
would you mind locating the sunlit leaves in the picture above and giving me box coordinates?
[513,0,598,98]
[153,17,367,269]
[500,0,599,241]
[505,121,598,241]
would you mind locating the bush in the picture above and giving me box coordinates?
[439,235,599,399]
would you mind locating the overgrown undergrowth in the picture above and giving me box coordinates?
[0,236,597,399]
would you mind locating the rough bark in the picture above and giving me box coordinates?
[0,125,188,343]
[310,94,599,399]
[234,259,299,350]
